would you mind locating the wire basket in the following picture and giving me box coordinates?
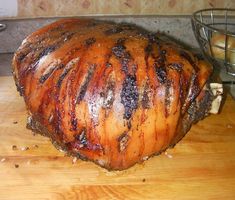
[192,8,235,76]
[0,23,6,32]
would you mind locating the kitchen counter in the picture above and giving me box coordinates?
[0,53,13,76]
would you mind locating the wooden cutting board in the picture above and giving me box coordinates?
[0,76,235,200]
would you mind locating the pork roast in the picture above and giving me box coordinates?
[12,19,222,170]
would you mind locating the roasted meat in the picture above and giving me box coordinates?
[12,19,222,170]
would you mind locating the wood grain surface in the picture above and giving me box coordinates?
[0,76,235,200]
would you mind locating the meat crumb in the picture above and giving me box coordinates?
[21,146,29,151]
[165,151,173,158]
[72,157,77,164]
[13,121,18,124]
[227,124,233,129]
[142,156,149,161]
[59,149,65,153]
[1,158,6,162]
[12,145,18,150]
[15,164,19,168]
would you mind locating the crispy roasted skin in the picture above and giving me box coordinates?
[12,19,213,170]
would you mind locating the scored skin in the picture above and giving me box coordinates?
[12,19,212,170]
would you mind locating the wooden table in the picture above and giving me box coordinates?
[0,76,235,200]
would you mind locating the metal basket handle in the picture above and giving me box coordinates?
[0,23,6,32]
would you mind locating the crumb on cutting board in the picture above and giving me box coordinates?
[12,144,39,151]
[227,124,233,129]
[72,157,77,164]
[12,145,17,150]
[165,151,173,158]
[20,146,29,151]
[33,144,39,148]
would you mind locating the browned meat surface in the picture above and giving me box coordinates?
[12,19,215,170]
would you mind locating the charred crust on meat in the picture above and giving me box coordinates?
[116,37,126,45]
[84,37,96,47]
[76,64,96,104]
[18,25,68,62]
[74,129,88,148]
[62,33,75,41]
[147,33,158,43]
[56,66,73,87]
[102,81,115,109]
[186,98,206,128]
[54,108,63,135]
[105,26,123,35]
[50,23,66,33]
[104,23,136,35]
[17,42,40,63]
[155,65,167,84]
[27,115,69,153]
[144,42,152,71]
[188,73,200,102]
[32,46,57,68]
[180,50,199,72]
[112,38,128,59]
[71,117,78,131]
[121,74,139,120]
[39,65,57,84]
[38,45,57,59]
[72,128,103,151]
[17,52,28,62]
[39,63,65,84]
[179,74,185,105]
[27,115,101,161]
[117,131,130,152]
[66,47,81,56]
[165,80,172,117]
[15,82,24,96]
[156,46,166,62]
[168,63,182,72]
[131,64,137,74]
[24,32,75,74]
[153,45,168,84]
[145,42,152,55]
[127,120,132,129]
[142,92,150,109]
[100,92,105,97]
[105,62,112,67]
[56,63,65,69]
[195,86,214,120]
[112,38,131,74]
[142,82,151,109]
